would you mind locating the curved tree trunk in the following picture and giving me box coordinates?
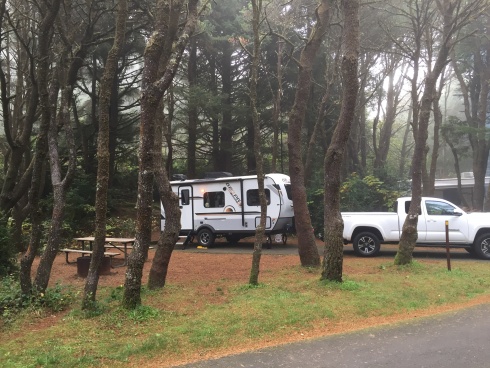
[287,0,333,268]
[321,0,359,282]
[148,111,181,289]
[396,2,461,265]
[19,0,62,295]
[123,0,200,309]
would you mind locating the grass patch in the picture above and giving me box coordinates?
[2,259,490,367]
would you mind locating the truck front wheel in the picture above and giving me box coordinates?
[473,233,490,259]
[352,232,380,257]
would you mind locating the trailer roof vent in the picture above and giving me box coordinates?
[172,174,187,181]
[203,172,233,178]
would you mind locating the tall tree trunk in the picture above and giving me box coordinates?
[187,37,198,178]
[304,92,329,186]
[398,108,413,178]
[33,6,93,291]
[424,75,446,196]
[19,0,62,295]
[148,111,181,289]
[321,0,359,282]
[123,0,200,309]
[82,0,127,308]
[218,45,233,172]
[473,47,489,210]
[395,1,462,265]
[287,0,333,268]
[248,0,266,286]
[271,40,284,173]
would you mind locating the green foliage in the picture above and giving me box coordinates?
[0,277,74,325]
[106,216,136,237]
[307,187,325,239]
[340,173,405,212]
[0,221,17,277]
[307,172,407,238]
[127,305,160,323]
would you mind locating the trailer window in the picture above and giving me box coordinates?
[247,189,271,206]
[203,192,225,208]
[284,184,292,200]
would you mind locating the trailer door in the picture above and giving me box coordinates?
[179,186,193,230]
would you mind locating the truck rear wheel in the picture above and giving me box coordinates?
[473,233,490,259]
[352,232,380,257]
[198,228,215,247]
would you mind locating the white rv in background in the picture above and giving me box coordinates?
[161,173,295,247]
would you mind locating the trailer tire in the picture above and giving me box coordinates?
[473,233,490,260]
[198,228,215,247]
[352,232,380,257]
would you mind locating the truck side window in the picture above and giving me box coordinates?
[203,192,225,208]
[247,189,271,206]
[426,201,456,215]
[181,189,190,205]
[404,201,422,215]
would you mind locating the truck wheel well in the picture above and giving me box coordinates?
[474,228,490,243]
[352,227,383,242]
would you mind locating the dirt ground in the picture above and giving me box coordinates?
[34,236,312,289]
[40,246,300,289]
[36,235,474,290]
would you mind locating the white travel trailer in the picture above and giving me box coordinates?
[161,173,295,247]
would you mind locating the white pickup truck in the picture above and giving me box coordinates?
[342,197,490,259]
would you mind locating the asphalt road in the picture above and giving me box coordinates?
[179,303,490,368]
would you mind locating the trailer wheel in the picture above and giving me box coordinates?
[473,233,490,260]
[198,228,215,247]
[352,232,380,257]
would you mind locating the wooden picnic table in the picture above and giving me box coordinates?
[72,237,136,267]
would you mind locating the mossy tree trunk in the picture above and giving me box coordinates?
[82,0,128,308]
[123,0,200,309]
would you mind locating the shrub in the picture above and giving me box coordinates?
[0,276,74,325]
[0,221,17,277]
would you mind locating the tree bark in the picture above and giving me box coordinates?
[19,0,62,295]
[82,0,127,308]
[248,0,266,286]
[287,0,333,268]
[33,1,95,292]
[321,0,359,282]
[187,37,198,178]
[123,0,200,309]
[396,1,464,265]
[148,111,181,289]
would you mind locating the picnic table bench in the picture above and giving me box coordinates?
[59,248,120,265]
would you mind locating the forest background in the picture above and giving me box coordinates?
[0,0,489,301]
